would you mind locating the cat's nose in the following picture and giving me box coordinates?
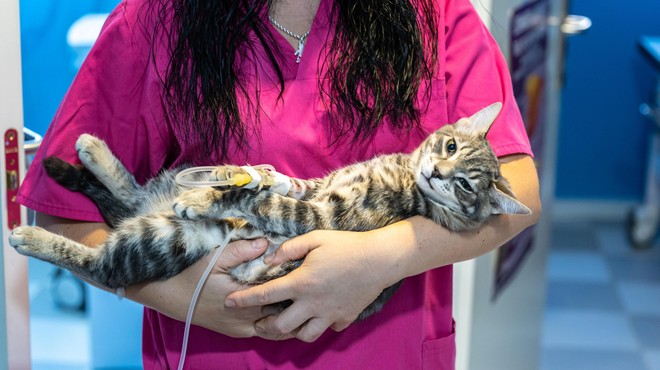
[432,164,452,180]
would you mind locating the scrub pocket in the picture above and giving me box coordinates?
[422,330,456,370]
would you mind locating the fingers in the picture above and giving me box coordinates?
[256,305,309,336]
[217,238,269,271]
[254,313,330,343]
[254,306,350,342]
[255,314,301,339]
[265,232,322,265]
[261,303,285,316]
[253,317,296,341]
[226,278,294,308]
[295,318,331,343]
[330,321,352,332]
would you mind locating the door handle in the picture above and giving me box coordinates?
[4,129,21,229]
[561,15,592,35]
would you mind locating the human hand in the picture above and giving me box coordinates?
[224,230,402,342]
[127,238,283,339]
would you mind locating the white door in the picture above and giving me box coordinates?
[0,0,31,369]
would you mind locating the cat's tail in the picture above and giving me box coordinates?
[43,156,89,191]
[42,156,133,228]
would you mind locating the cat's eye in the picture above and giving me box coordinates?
[446,139,457,155]
[457,178,473,192]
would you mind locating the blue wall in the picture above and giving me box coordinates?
[20,0,119,136]
[555,1,660,201]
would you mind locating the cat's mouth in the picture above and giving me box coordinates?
[417,175,450,205]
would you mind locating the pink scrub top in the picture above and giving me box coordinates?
[17,0,532,368]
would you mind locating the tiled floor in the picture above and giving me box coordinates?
[26,219,660,369]
[540,220,660,370]
[28,258,90,370]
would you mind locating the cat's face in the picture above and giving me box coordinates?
[413,103,530,222]
[415,124,500,215]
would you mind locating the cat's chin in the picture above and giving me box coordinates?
[417,181,465,218]
[417,178,449,205]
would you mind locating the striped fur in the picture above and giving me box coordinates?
[10,102,529,319]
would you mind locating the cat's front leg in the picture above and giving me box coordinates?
[209,165,243,185]
[9,226,100,274]
[9,226,60,259]
[210,165,323,200]
[173,187,228,220]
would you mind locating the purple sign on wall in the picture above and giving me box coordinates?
[493,0,549,300]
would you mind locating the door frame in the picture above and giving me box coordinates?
[0,0,30,368]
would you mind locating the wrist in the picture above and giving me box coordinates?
[124,281,150,305]
[124,276,189,321]
[364,227,415,287]
[366,216,446,282]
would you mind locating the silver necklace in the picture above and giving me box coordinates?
[268,16,310,63]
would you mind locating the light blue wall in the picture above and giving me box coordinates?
[555,1,660,201]
[20,1,143,368]
[88,289,142,368]
[20,0,119,136]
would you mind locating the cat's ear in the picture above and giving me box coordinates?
[489,185,531,215]
[456,102,502,137]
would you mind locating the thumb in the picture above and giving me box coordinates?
[265,232,321,265]
[217,238,269,270]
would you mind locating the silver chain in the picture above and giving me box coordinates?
[268,16,310,41]
[268,16,310,63]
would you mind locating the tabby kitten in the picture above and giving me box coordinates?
[10,102,529,319]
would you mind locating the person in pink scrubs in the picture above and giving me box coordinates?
[17,0,540,368]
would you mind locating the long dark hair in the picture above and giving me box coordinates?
[150,0,438,160]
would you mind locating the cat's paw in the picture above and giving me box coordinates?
[210,165,242,182]
[9,226,55,258]
[173,188,218,220]
[75,134,111,167]
[231,258,302,285]
[230,256,269,284]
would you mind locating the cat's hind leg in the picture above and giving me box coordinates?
[75,134,141,207]
[42,157,134,227]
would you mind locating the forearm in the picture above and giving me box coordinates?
[36,212,111,248]
[125,267,195,318]
[368,213,535,282]
[35,212,184,311]
[35,212,272,337]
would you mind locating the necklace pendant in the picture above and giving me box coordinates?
[267,16,310,64]
[294,39,305,63]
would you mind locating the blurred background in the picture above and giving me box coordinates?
[3,0,660,369]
